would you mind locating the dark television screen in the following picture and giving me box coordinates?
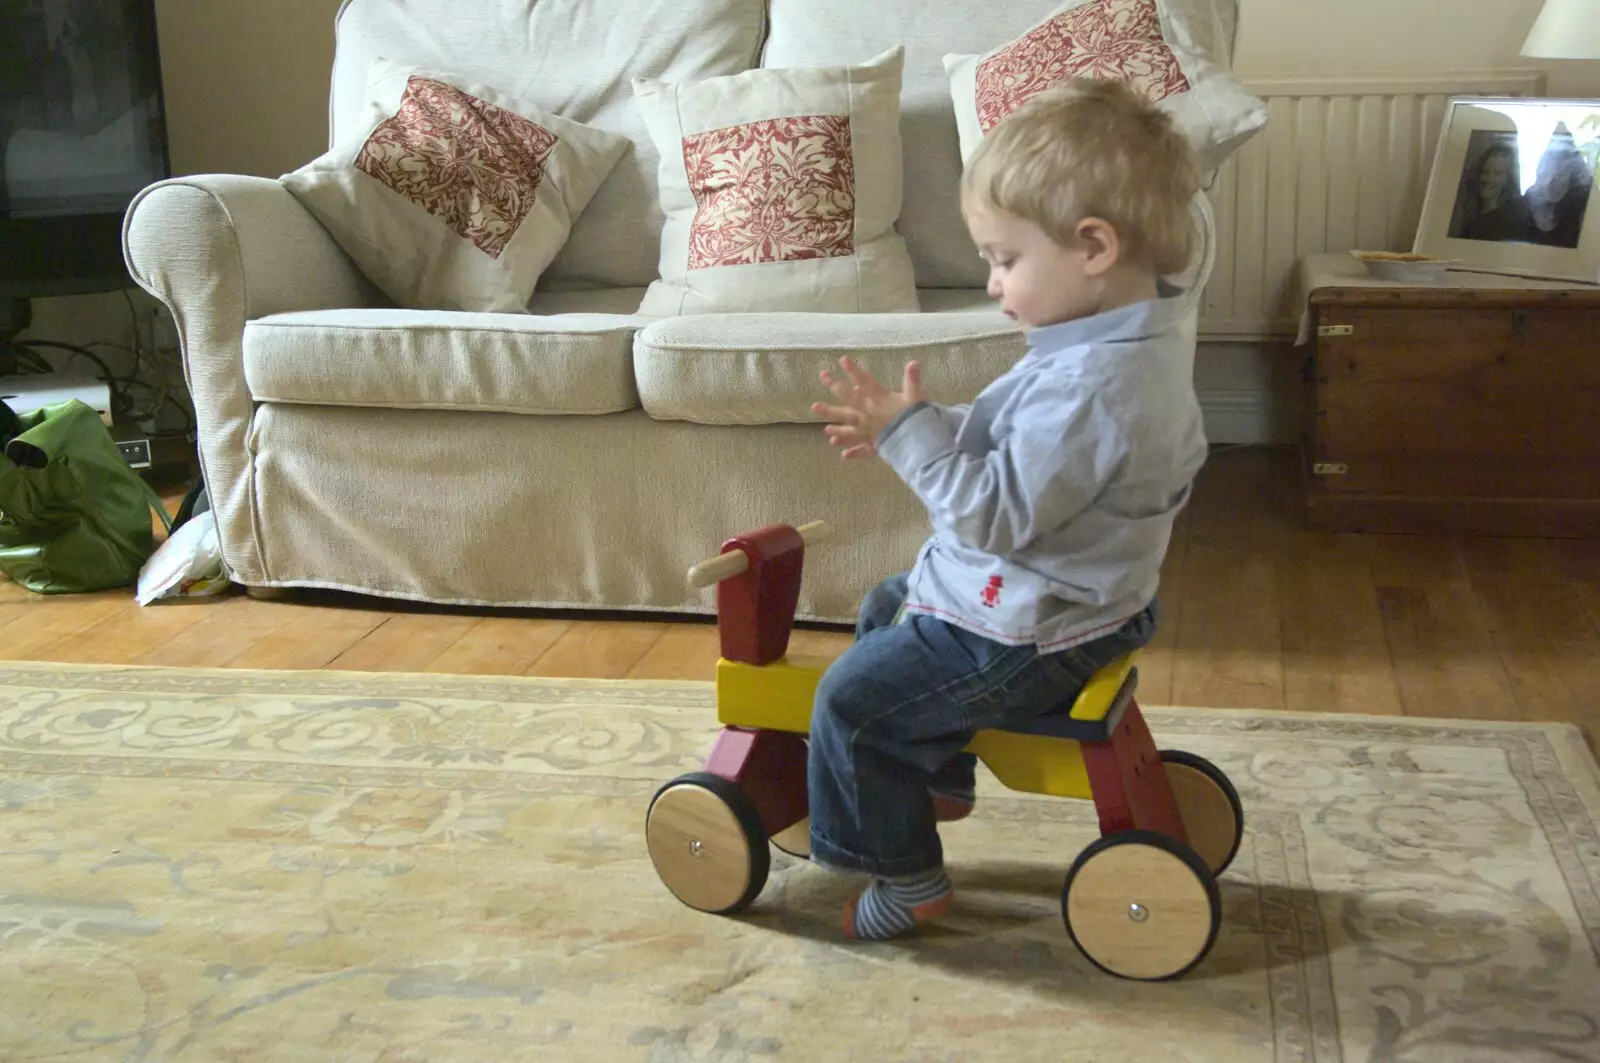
[0,0,171,299]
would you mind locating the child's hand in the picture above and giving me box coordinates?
[812,357,928,460]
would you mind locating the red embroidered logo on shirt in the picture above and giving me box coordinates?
[981,576,1003,608]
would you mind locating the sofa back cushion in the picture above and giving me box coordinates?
[762,0,1238,289]
[330,0,767,292]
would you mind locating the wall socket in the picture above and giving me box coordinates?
[115,438,152,470]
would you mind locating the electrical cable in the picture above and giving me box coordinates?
[11,339,118,386]
[4,292,196,435]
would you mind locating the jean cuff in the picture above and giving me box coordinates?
[809,832,945,878]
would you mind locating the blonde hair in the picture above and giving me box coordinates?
[961,79,1201,275]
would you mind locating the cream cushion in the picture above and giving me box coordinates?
[633,290,1023,425]
[633,191,1212,426]
[944,0,1266,174]
[242,298,648,416]
[329,0,768,292]
[760,1,1072,289]
[631,46,919,316]
[283,60,628,312]
[763,0,1242,289]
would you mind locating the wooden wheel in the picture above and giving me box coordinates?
[647,772,769,915]
[1160,749,1244,876]
[770,817,811,858]
[1062,830,1220,981]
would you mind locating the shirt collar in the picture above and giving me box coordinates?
[1023,284,1188,354]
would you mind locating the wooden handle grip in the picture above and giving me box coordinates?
[686,521,830,589]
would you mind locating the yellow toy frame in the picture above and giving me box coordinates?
[714,651,1136,800]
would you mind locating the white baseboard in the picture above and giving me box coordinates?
[1198,389,1283,446]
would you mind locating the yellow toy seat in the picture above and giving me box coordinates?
[966,655,1137,800]
[714,652,1139,801]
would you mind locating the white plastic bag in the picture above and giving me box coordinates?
[136,509,230,605]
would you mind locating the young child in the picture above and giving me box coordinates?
[806,78,1209,941]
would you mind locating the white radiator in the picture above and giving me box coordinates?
[1200,72,1546,341]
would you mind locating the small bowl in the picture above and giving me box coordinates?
[1350,251,1456,284]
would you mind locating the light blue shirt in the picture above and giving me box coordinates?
[875,291,1207,650]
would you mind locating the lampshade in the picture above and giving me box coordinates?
[1521,0,1600,59]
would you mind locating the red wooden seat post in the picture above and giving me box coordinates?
[705,523,810,838]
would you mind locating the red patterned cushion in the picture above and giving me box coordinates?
[975,0,1191,133]
[355,76,560,260]
[632,46,916,315]
[282,61,628,313]
[681,116,856,271]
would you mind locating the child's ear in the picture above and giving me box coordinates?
[1075,217,1121,276]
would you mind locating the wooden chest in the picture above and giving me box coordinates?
[1301,273,1600,538]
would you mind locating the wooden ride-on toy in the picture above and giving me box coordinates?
[645,522,1244,981]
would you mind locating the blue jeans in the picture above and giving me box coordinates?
[807,573,1157,876]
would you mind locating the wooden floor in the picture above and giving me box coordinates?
[3,446,1597,749]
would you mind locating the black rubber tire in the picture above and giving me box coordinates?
[1159,748,1245,876]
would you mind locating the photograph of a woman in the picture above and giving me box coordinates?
[1417,98,1600,283]
[1447,132,1532,243]
[1445,124,1595,248]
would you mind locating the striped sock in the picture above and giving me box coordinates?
[842,867,953,940]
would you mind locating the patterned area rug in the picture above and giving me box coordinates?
[2,663,1599,1062]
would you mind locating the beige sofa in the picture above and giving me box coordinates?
[123,0,1230,623]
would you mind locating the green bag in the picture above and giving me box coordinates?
[0,399,172,594]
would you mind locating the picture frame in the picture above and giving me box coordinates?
[1414,96,1600,284]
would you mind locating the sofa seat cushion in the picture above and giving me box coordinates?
[633,289,1026,425]
[244,292,649,415]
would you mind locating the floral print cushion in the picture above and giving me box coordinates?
[632,47,919,316]
[283,61,629,313]
[354,76,562,261]
[945,0,1267,175]
[681,115,857,271]
[975,0,1191,134]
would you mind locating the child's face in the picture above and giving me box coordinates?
[964,202,1100,329]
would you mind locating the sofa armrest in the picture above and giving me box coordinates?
[1176,191,1217,319]
[122,174,380,584]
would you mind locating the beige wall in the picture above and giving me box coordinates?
[148,0,1600,180]
[152,0,342,177]
[1234,0,1600,96]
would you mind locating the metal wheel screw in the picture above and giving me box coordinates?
[1128,902,1149,923]
[690,840,704,857]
